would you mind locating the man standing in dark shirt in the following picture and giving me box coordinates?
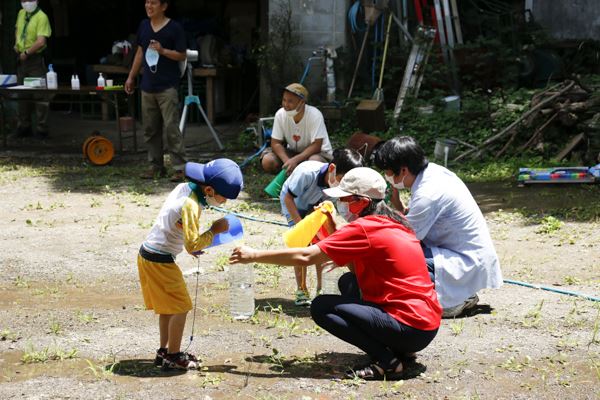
[126,0,188,182]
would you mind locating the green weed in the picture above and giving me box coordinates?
[86,359,117,380]
[76,311,98,324]
[535,216,564,235]
[522,300,544,328]
[48,320,62,335]
[21,344,78,364]
[449,319,465,336]
[500,355,531,372]
[0,328,20,342]
[198,371,224,388]
[13,275,29,288]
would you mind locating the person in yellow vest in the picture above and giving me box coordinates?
[14,0,52,138]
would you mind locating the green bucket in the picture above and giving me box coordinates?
[264,168,287,198]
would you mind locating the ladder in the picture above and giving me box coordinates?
[392,26,437,119]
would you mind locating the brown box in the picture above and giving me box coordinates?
[356,99,386,133]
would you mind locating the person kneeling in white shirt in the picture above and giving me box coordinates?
[261,83,333,175]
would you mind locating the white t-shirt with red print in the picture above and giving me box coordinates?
[271,105,333,157]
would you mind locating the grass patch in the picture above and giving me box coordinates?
[21,344,78,363]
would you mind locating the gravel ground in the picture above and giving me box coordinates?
[0,157,598,400]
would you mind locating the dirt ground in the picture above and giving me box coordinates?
[0,155,599,400]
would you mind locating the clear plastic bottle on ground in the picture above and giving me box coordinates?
[229,264,255,320]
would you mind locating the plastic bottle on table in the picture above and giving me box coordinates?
[46,64,57,89]
[97,73,106,88]
[73,74,80,90]
[229,263,255,320]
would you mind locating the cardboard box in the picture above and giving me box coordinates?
[24,77,46,88]
[356,99,386,132]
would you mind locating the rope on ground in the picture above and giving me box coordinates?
[208,204,289,227]
[210,201,600,302]
[504,279,600,302]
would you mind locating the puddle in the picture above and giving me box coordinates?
[0,284,139,311]
[0,350,90,383]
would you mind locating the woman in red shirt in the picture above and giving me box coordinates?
[230,167,442,380]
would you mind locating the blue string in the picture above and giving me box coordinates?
[504,279,600,302]
[208,204,289,227]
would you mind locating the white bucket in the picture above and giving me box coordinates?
[434,138,457,167]
[443,95,461,112]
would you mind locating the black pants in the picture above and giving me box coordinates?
[310,272,438,368]
[16,53,49,132]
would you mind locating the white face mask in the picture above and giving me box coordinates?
[285,108,299,118]
[145,47,159,73]
[336,201,357,223]
[21,1,38,13]
[328,167,339,188]
[284,101,303,119]
[206,195,221,207]
[385,172,406,190]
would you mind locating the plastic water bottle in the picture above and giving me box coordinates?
[46,64,57,89]
[97,73,106,88]
[73,75,80,90]
[229,264,255,320]
[321,264,344,295]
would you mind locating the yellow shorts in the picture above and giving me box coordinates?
[137,254,193,315]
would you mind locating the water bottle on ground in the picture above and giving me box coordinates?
[229,263,255,320]
[321,263,344,295]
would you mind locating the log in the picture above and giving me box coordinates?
[519,112,558,151]
[554,132,585,162]
[454,80,576,162]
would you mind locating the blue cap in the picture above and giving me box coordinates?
[184,159,243,199]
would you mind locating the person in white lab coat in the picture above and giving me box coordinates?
[374,136,502,318]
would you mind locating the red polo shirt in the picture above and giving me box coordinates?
[317,215,442,331]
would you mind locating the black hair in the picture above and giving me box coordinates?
[358,199,413,231]
[373,136,429,176]
[332,148,364,174]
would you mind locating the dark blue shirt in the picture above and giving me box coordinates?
[136,19,186,93]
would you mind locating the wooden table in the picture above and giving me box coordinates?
[0,85,134,150]
[92,64,240,124]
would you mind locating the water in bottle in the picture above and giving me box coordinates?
[229,264,255,320]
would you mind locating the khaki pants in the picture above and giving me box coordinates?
[16,53,49,133]
[141,88,187,171]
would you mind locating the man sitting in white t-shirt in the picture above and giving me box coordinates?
[261,83,333,174]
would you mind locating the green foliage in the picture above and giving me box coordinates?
[252,0,302,110]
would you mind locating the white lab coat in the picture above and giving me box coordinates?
[407,163,502,308]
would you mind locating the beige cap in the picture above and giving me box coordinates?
[323,167,386,200]
[283,83,309,100]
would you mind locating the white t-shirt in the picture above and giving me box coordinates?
[271,105,333,157]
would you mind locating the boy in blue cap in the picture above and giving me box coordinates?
[137,158,243,370]
[280,148,363,306]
